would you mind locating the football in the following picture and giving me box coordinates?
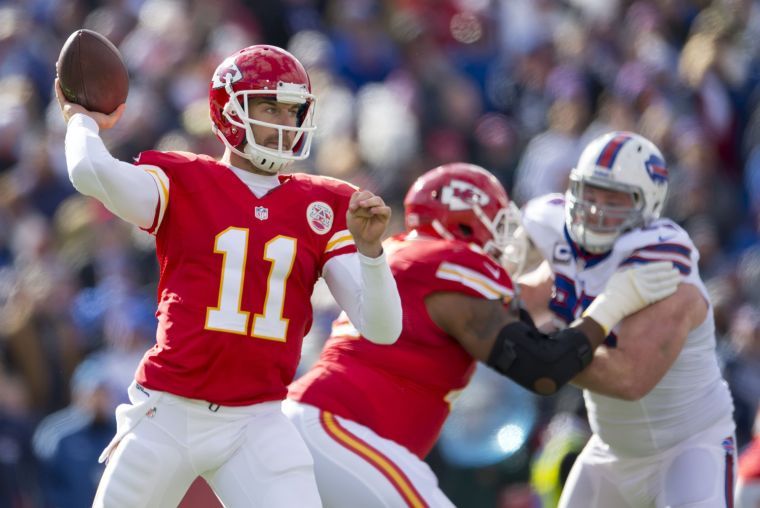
[56,29,129,114]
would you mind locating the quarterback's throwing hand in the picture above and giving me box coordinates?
[55,78,125,129]
[347,190,391,258]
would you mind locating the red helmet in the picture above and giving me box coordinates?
[404,163,520,259]
[209,45,316,173]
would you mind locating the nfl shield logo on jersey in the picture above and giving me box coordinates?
[254,206,269,220]
[307,201,334,234]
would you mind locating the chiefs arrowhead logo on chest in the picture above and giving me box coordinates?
[306,201,334,234]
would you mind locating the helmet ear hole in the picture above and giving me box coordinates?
[458,224,474,238]
[632,190,644,207]
[296,103,309,127]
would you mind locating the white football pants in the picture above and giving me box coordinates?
[559,418,737,508]
[283,399,455,508]
[93,382,321,508]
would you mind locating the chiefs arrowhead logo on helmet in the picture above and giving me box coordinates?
[440,180,491,212]
[404,163,520,261]
[211,57,243,89]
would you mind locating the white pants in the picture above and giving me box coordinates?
[559,419,737,508]
[283,399,455,508]
[93,382,321,508]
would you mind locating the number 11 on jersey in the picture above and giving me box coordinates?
[205,227,297,342]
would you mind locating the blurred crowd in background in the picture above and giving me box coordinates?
[1,0,760,506]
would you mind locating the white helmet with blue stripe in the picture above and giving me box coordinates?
[566,131,669,253]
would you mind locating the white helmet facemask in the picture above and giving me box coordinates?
[429,200,522,264]
[565,175,645,254]
[474,201,523,261]
[502,224,530,277]
[222,80,316,173]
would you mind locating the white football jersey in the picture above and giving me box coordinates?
[522,193,734,457]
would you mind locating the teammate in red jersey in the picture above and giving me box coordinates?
[56,44,402,507]
[737,406,760,508]
[285,162,680,507]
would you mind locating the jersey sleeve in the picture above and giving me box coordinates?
[315,177,359,269]
[137,165,169,235]
[413,243,515,302]
[521,193,567,262]
[64,115,164,230]
[615,220,697,279]
[133,150,203,235]
[322,227,355,262]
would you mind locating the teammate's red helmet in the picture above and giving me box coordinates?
[404,163,520,258]
[209,45,316,173]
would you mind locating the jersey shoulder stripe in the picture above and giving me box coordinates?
[614,220,696,275]
[436,261,512,300]
[141,165,170,235]
[637,242,692,257]
[325,229,354,254]
[620,255,691,275]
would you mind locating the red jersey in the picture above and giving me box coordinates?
[134,150,356,405]
[289,233,514,458]
[740,437,760,481]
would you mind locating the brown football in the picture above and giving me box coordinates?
[56,29,129,114]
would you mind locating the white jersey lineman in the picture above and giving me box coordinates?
[523,193,736,507]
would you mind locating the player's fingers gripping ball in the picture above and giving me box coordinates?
[55,79,126,129]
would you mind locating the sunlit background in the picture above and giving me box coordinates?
[1,0,760,507]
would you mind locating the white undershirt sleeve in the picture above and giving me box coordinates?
[65,113,165,229]
[323,251,402,345]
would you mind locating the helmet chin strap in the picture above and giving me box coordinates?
[212,125,282,174]
[431,220,456,240]
[242,143,291,174]
[431,218,496,259]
